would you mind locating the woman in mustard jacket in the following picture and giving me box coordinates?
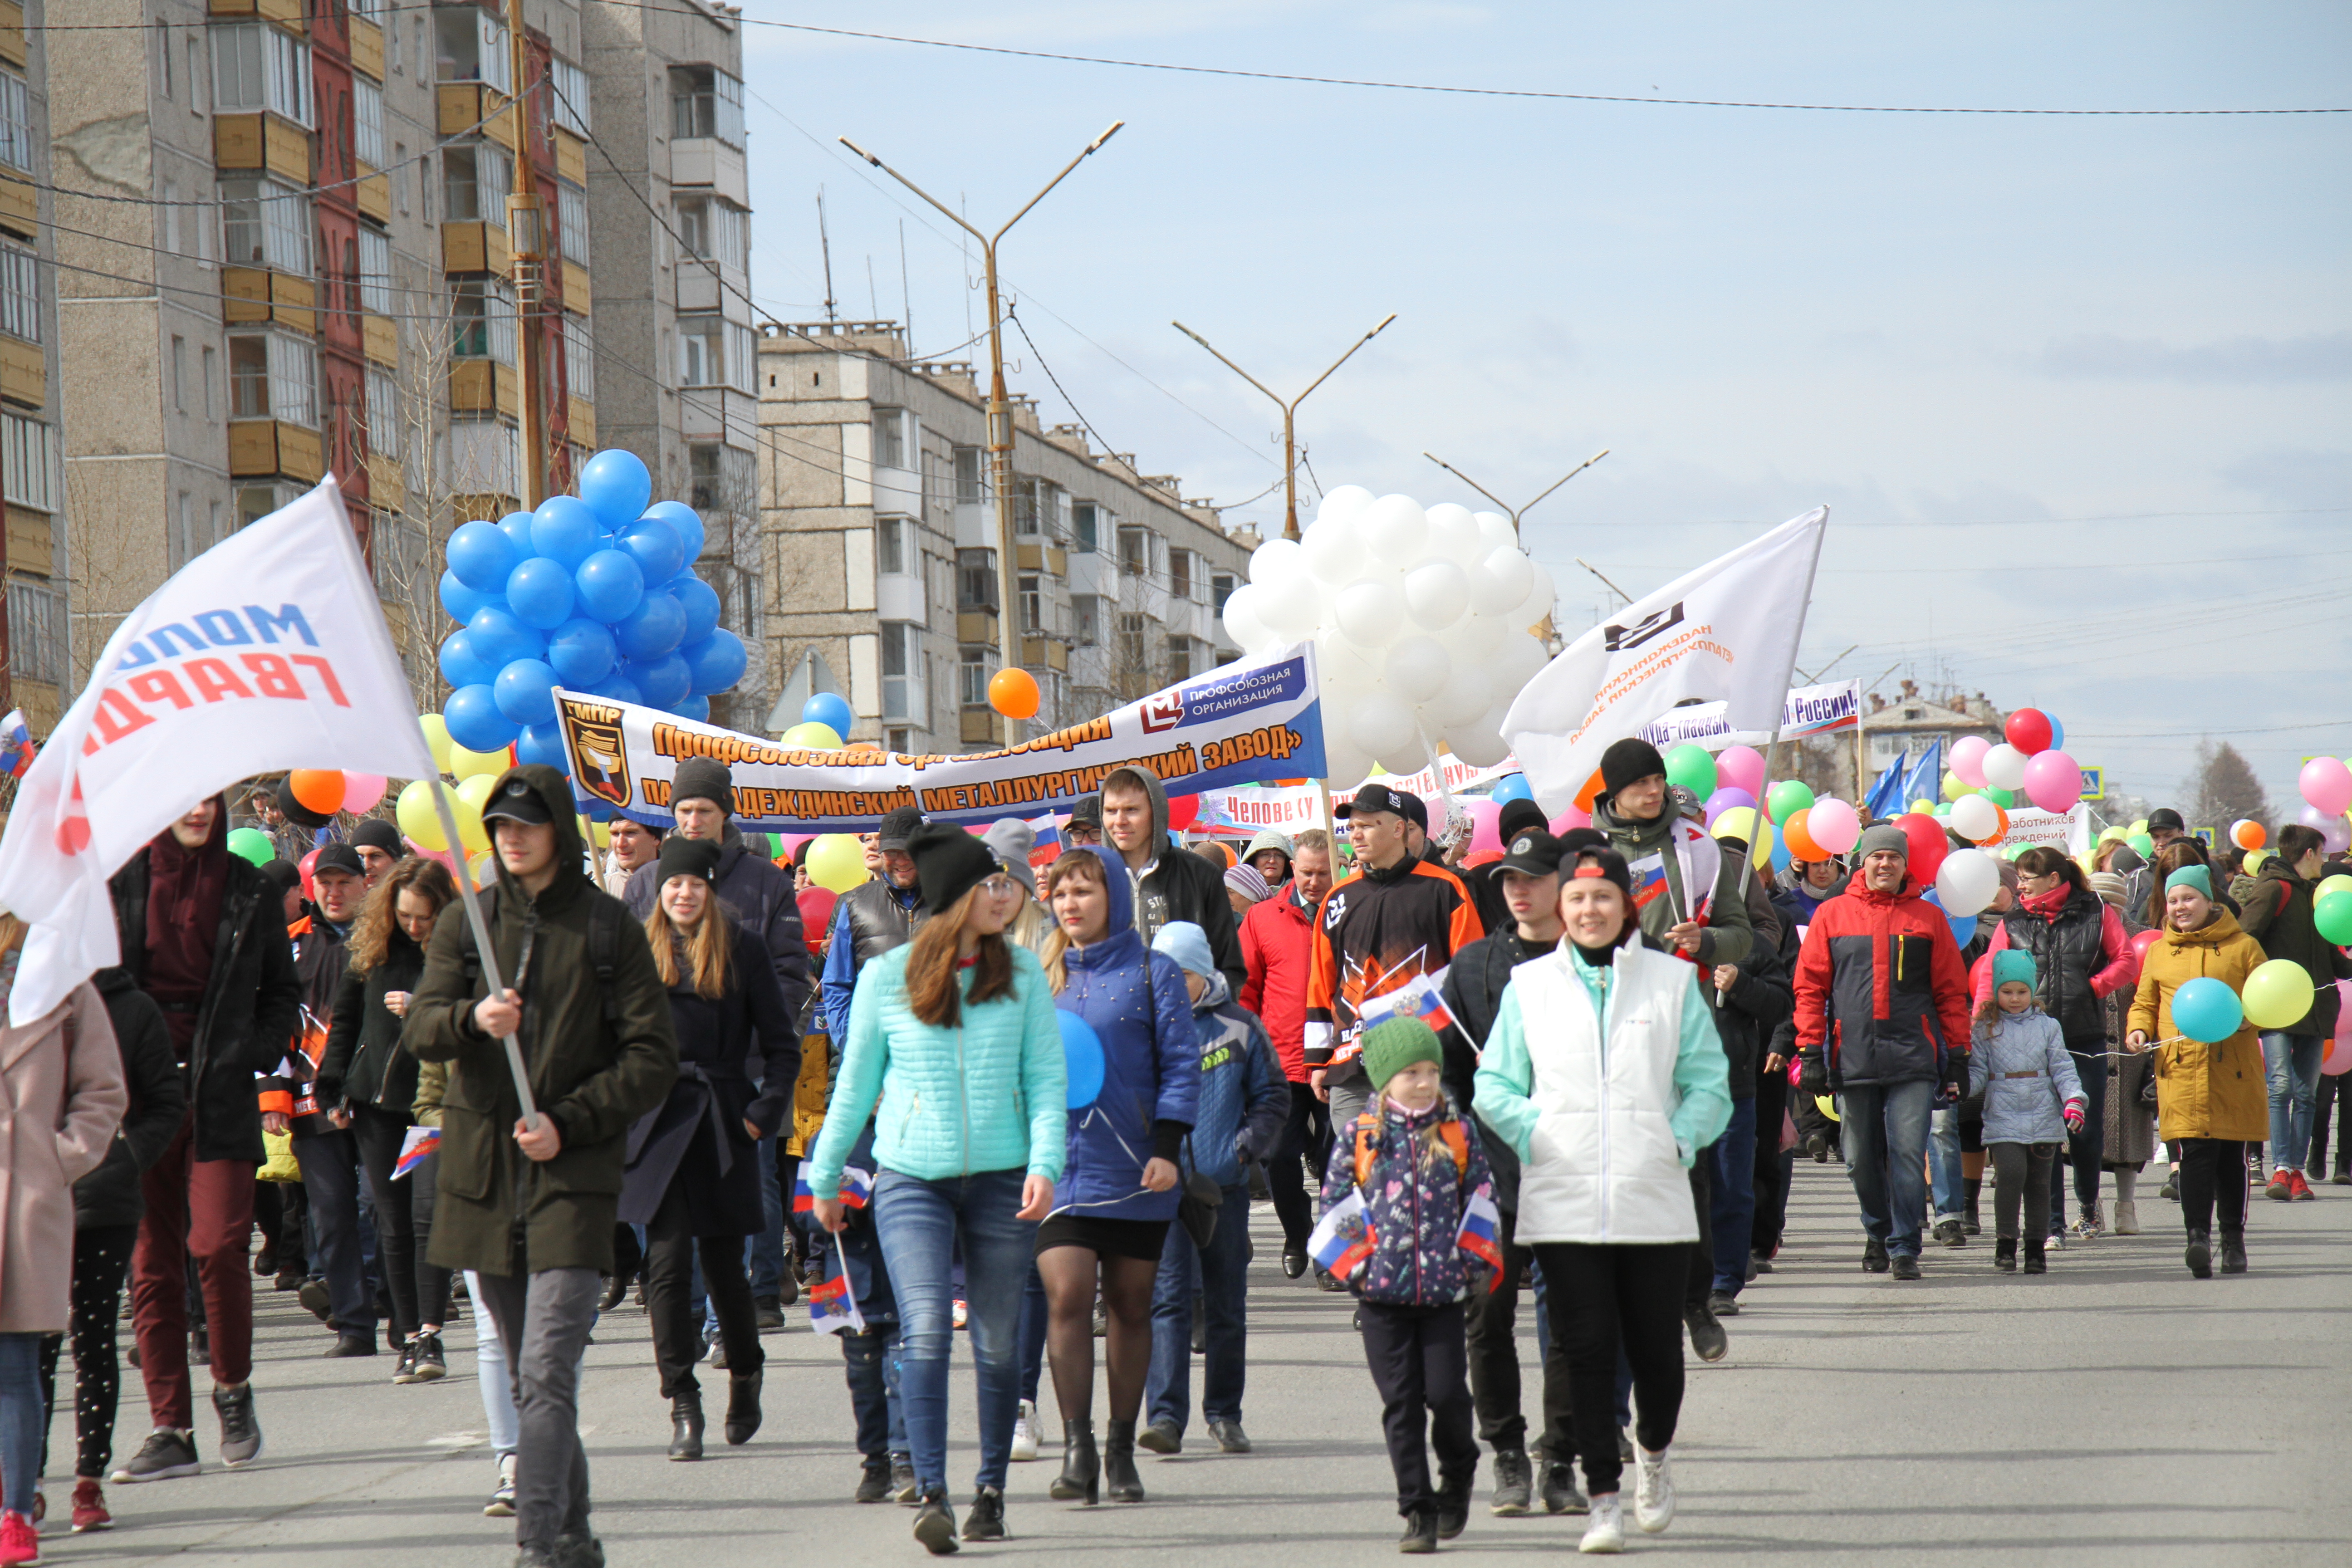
[2127,865,2269,1279]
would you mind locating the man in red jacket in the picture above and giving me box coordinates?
[1790,823,1973,1280]
[1240,828,1335,1276]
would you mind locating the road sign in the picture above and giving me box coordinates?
[2079,766,2105,801]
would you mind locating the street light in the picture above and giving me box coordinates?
[839,122,1124,741]
[1172,314,1396,542]
[1422,448,1610,537]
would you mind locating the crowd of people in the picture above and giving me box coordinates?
[0,741,2345,1564]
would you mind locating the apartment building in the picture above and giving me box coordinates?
[0,0,65,730]
[756,320,1254,752]
[29,0,760,725]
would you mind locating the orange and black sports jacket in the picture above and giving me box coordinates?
[1303,856,1483,1081]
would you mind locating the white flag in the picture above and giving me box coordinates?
[1502,508,1828,812]
[0,477,435,1024]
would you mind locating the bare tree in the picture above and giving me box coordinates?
[2185,740,2273,836]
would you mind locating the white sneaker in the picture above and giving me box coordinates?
[1009,1400,1039,1462]
[1633,1446,1675,1534]
[1578,1492,1624,1553]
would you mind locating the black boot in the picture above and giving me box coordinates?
[725,1367,763,1445]
[669,1392,705,1460]
[1103,1418,1145,1503]
[1435,1472,1473,1539]
[1049,1420,1098,1505]
[2184,1225,2212,1279]
[1963,1177,1983,1235]
[2220,1224,2247,1274]
[2022,1238,2047,1274]
[1398,1510,1439,1554]
[1994,1237,2017,1273]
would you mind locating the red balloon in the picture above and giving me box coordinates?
[297,847,321,904]
[2131,928,2163,962]
[796,887,838,938]
[2004,707,2053,757]
[1896,812,1948,886]
[1166,793,1200,832]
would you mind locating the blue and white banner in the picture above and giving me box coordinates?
[1635,678,1862,752]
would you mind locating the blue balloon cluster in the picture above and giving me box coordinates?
[436,448,746,760]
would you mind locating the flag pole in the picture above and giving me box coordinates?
[426,778,543,1132]
[1736,511,1832,902]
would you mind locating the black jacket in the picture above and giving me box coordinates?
[1107,764,1246,997]
[1714,904,1797,1102]
[75,968,189,1230]
[1439,923,1548,1215]
[623,821,812,1027]
[108,830,303,1165]
[1996,886,2117,1044]
[318,926,429,1115]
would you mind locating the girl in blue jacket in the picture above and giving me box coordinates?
[1036,844,1200,1506]
[1969,951,2086,1275]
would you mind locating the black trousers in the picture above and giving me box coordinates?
[349,1104,451,1343]
[642,1178,763,1400]
[1529,1242,1686,1498]
[1683,1154,1713,1308]
[1751,1063,1790,1254]
[1265,1082,1330,1250]
[1987,1142,2056,1241]
[2176,1138,2248,1235]
[1462,1210,1572,1459]
[1357,1299,1478,1517]
[2311,1073,2352,1175]
[37,1224,138,1480]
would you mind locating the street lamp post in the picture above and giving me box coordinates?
[1422,448,1610,538]
[840,124,1124,743]
[1172,314,1396,542]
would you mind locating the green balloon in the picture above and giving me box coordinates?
[227,827,274,867]
[1983,787,2017,809]
[2127,832,2155,859]
[1767,779,1815,825]
[2315,890,2352,947]
[2005,843,2031,861]
[1663,743,1718,802]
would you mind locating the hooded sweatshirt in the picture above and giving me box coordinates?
[1100,764,1246,997]
[1050,843,1200,1223]
[2230,856,2352,1038]
[1176,969,1289,1189]
[1591,788,1754,971]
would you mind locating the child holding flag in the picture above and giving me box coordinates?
[1968,952,2086,1275]
[1314,1015,1498,1554]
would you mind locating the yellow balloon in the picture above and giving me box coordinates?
[396,779,448,851]
[451,741,509,781]
[420,713,455,775]
[468,850,498,884]
[1710,807,1774,860]
[1816,1095,1840,1122]
[783,721,844,750]
[1910,799,1936,815]
[806,832,870,893]
[1940,770,1967,803]
[2244,847,2269,872]
[453,772,497,854]
[2128,818,2149,837]
[2243,957,2315,1031]
[2317,874,2352,902]
[579,815,611,850]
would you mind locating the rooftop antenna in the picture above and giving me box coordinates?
[816,188,837,323]
[899,219,913,354]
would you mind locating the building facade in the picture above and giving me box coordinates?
[756,320,1253,752]
[0,0,66,730]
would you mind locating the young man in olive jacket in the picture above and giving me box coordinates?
[404,765,678,1568]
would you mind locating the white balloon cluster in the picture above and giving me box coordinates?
[1222,487,1556,786]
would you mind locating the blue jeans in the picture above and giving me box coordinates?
[1708,1100,1759,1296]
[1838,1080,1935,1258]
[1145,1183,1251,1433]
[871,1167,1036,1497]
[0,1333,41,1515]
[2262,1033,2324,1171]
[842,1323,909,1470]
[1929,1105,1964,1223]
[468,1271,522,1456]
[1016,1261,1048,1405]
[750,1136,787,1300]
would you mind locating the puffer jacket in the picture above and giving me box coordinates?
[1968,1005,2084,1145]
[1238,886,1314,1083]
[1792,871,1973,1090]
[1051,844,1199,1222]
[2127,907,2269,1143]
[1318,1094,1494,1306]
[1179,973,1287,1189]
[1976,886,2137,1043]
[2230,858,2352,1038]
[806,932,1068,1197]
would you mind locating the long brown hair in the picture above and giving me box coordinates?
[348,858,455,974]
[2143,840,2211,929]
[647,879,734,1000]
[1039,850,1110,995]
[905,886,1014,1026]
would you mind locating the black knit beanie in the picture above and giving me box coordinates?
[1599,737,1667,796]
[907,822,998,916]
[657,835,721,887]
[671,757,734,816]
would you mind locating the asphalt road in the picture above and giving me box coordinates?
[40,1160,2352,1566]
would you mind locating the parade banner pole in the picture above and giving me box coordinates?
[427,779,542,1131]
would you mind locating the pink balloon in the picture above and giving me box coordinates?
[340,772,388,814]
[1548,805,1591,835]
[1808,797,1862,855]
[2326,985,2352,1074]
[2021,749,2082,814]
[2301,756,2352,817]
[778,833,816,860]
[1950,735,1992,789]
[2301,804,2352,856]
[1469,799,1504,858]
[404,838,459,873]
[1716,745,1767,799]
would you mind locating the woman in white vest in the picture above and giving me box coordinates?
[1473,843,1731,1555]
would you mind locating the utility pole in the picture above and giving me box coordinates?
[816,190,837,323]
[505,0,544,508]
[1423,448,1609,538]
[840,124,1124,742]
[1173,315,1395,542]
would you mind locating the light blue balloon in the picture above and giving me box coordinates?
[632,650,691,709]
[1058,1009,1104,1108]
[2045,713,2065,752]
[505,556,578,631]
[643,500,704,564]
[681,629,746,696]
[670,694,710,723]
[578,448,652,530]
[446,520,519,592]
[1490,773,1534,806]
[493,657,560,726]
[803,691,854,736]
[530,495,605,570]
[583,666,643,708]
[439,568,495,625]
[495,510,537,559]
[516,720,569,772]
[2171,976,2243,1044]
[468,603,545,669]
[438,628,498,691]
[444,682,520,752]
[672,574,721,644]
[1946,913,1978,946]
[574,548,645,623]
[545,617,617,686]
[614,590,686,661]
[616,517,685,586]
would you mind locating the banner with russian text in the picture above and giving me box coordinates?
[1192,752,1525,837]
[554,644,1327,833]
[1634,679,1862,751]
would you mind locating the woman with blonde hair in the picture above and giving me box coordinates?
[620,837,798,1460]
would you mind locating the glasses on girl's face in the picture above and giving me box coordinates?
[981,876,1019,898]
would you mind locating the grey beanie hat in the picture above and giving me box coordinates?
[1855,823,1910,863]
[981,818,1037,896]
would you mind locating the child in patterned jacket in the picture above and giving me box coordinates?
[1317,1015,1498,1554]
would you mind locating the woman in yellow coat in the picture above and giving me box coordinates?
[2127,865,2268,1279]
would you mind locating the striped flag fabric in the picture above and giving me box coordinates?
[1456,1183,1505,1288]
[1307,1189,1375,1284]
[793,1163,873,1214]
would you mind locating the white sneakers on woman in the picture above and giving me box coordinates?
[1634,1446,1676,1533]
[1578,1493,1624,1553]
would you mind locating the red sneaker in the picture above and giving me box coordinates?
[2289,1169,2316,1201]
[2265,1171,2294,1201]
[0,1507,37,1564]
[69,1479,110,1534]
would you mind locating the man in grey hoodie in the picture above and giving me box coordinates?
[1097,764,1246,996]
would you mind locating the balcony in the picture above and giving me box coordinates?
[0,335,41,407]
[222,268,316,334]
[1016,542,1068,578]
[364,451,404,512]
[670,139,748,207]
[0,172,30,236]
[441,221,512,277]
[1023,637,1070,674]
[206,0,305,23]
[956,610,999,646]
[562,260,590,310]
[961,708,1005,747]
[355,166,389,223]
[439,85,520,155]
[450,361,521,417]
[361,313,397,367]
[229,420,323,482]
[348,16,384,80]
[214,114,310,186]
[876,573,925,624]
[554,129,586,188]
[567,395,596,447]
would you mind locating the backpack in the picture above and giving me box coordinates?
[1349,1107,1473,1192]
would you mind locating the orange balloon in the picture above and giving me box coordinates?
[1573,768,1607,813]
[2233,819,2266,851]
[1782,808,1825,864]
[289,769,347,815]
[1989,804,2010,843]
[988,667,1040,720]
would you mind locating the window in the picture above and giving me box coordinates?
[442,143,510,225]
[358,226,391,314]
[1018,573,1045,634]
[201,345,217,416]
[876,515,911,576]
[5,579,61,686]
[551,57,591,136]
[669,66,744,148]
[1117,612,1148,683]
[678,314,724,386]
[451,280,516,363]
[160,22,173,99]
[435,9,511,92]
[1,413,57,512]
[0,241,37,343]
[364,364,398,461]
[882,623,919,722]
[392,142,409,214]
[953,445,985,504]
[236,481,294,529]
[227,332,318,425]
[726,322,755,394]
[170,335,186,410]
[1118,525,1150,579]
[188,35,204,111]
[675,195,747,271]
[219,178,312,271]
[1166,635,1195,688]
[1073,500,1101,554]
[555,186,589,269]
[212,25,313,126]
[561,312,594,403]
[871,408,907,470]
[959,647,995,707]
[228,336,268,416]
[349,0,385,18]
[162,177,181,255]
[174,491,201,568]
[0,69,26,172]
[688,443,752,516]
[1169,549,1192,602]
[956,548,996,611]
[1211,571,1235,612]
[371,509,430,604]
[1070,594,1102,647]
[354,78,384,167]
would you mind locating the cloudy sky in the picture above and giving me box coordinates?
[729,1,2349,815]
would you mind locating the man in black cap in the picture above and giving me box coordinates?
[1462,799,1552,936]
[623,756,811,1022]
[1439,827,1581,1517]
[348,818,406,887]
[1065,794,1103,848]
[821,804,929,1042]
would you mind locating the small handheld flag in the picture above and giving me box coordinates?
[1307,1189,1375,1284]
[793,1163,873,1214]
[0,710,33,779]
[1456,1183,1504,1290]
[807,1233,867,1335]
[392,1125,441,1181]
[1357,968,1456,1037]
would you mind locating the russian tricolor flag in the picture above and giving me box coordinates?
[1358,969,1456,1038]
[392,1125,441,1181]
[1307,1190,1375,1284]
[1457,1183,1504,1290]
[793,1163,873,1214]
[0,710,33,780]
